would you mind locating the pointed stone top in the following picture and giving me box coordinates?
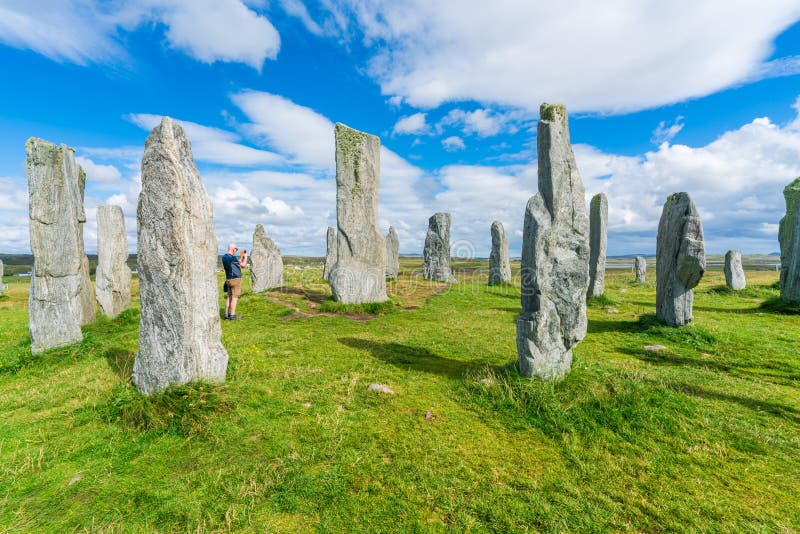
[388,225,397,236]
[335,122,380,144]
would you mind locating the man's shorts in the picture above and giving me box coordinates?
[226,277,242,298]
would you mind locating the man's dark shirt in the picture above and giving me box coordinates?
[221,253,241,280]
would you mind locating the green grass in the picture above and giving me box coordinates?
[0,261,798,531]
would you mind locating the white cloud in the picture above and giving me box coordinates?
[442,136,465,151]
[280,0,324,36]
[76,156,122,182]
[392,113,428,135]
[321,0,800,113]
[650,116,685,145]
[439,108,525,137]
[0,0,280,69]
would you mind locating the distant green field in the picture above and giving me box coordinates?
[0,259,798,531]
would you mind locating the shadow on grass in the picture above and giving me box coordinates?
[105,348,135,382]
[587,319,642,334]
[759,297,800,315]
[338,337,485,378]
[277,286,329,305]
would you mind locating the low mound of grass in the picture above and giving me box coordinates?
[318,298,395,315]
[637,313,717,350]
[760,296,800,315]
[587,294,616,307]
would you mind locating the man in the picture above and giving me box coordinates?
[221,243,247,320]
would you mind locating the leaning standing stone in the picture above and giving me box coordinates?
[656,192,705,326]
[386,226,399,278]
[250,224,284,293]
[635,255,647,283]
[517,104,590,379]
[323,226,336,281]
[132,117,228,394]
[329,123,388,304]
[587,193,608,297]
[423,213,457,283]
[724,250,746,290]
[489,220,511,285]
[96,204,132,317]
[779,176,800,302]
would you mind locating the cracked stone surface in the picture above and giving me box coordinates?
[323,226,336,281]
[250,224,284,293]
[489,220,511,285]
[423,213,457,283]
[635,255,647,283]
[587,193,607,297]
[386,225,399,279]
[724,250,746,290]
[96,204,132,318]
[779,176,800,302]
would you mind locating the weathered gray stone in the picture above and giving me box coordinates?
[517,104,590,379]
[329,123,388,304]
[132,117,228,395]
[724,250,746,290]
[386,226,399,278]
[489,220,511,285]
[587,193,608,297]
[0,259,4,295]
[250,224,284,293]
[323,226,336,281]
[367,383,394,394]
[779,176,800,302]
[96,204,132,318]
[423,213,457,283]
[635,255,647,283]
[27,138,86,353]
[656,192,705,326]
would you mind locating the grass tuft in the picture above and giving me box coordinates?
[587,294,616,307]
[318,298,395,315]
[637,314,717,349]
[760,296,800,315]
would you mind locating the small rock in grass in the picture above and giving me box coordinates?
[302,402,312,408]
[605,307,620,314]
[644,345,667,352]
[68,475,81,486]
[424,411,435,421]
[479,377,495,385]
[367,383,395,395]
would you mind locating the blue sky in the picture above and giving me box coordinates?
[1,1,800,257]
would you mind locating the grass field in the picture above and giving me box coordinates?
[1,259,799,532]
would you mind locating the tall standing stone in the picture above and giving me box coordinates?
[489,220,511,285]
[77,164,96,326]
[724,250,746,290]
[656,192,705,326]
[635,255,647,283]
[329,123,388,304]
[779,176,800,302]
[587,193,608,297]
[423,213,457,283]
[323,226,336,281]
[26,138,85,353]
[250,224,284,293]
[386,226,399,278]
[132,117,228,395]
[517,104,590,379]
[0,259,4,295]
[96,204,131,317]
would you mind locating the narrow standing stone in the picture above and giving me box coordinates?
[489,220,511,285]
[635,255,647,283]
[329,123,388,304]
[517,104,590,379]
[132,117,228,394]
[0,259,4,295]
[323,226,336,281]
[724,250,746,290]
[587,193,608,297]
[656,192,705,326]
[26,138,85,353]
[386,226,399,278]
[77,163,96,326]
[423,213,457,283]
[779,176,800,302]
[96,204,132,317]
[250,224,284,293]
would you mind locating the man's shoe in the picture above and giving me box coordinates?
[223,313,230,320]
[229,315,243,321]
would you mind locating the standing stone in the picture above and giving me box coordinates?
[323,226,336,281]
[517,104,590,380]
[423,213,457,283]
[77,164,96,326]
[779,176,800,302]
[724,250,746,290]
[329,123,388,304]
[26,138,85,353]
[386,226,399,278]
[96,204,131,317]
[587,193,608,297]
[656,192,705,326]
[0,259,4,295]
[489,220,511,285]
[635,255,647,283]
[132,117,228,395]
[250,224,284,293]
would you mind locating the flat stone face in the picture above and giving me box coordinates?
[96,204,132,317]
[330,123,388,304]
[635,255,647,283]
[386,225,399,278]
[26,138,86,353]
[517,104,590,380]
[77,165,95,326]
[724,250,746,290]
[423,212,457,283]
[587,193,608,297]
[656,192,705,326]
[489,220,511,285]
[133,117,228,395]
[779,176,800,302]
[250,224,284,293]
[323,226,336,281]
